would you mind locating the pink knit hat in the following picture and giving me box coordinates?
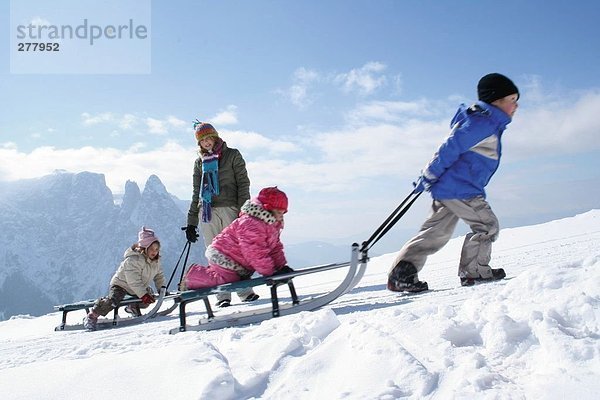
[138,226,160,248]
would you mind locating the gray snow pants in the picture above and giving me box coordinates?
[391,196,499,279]
[200,206,256,302]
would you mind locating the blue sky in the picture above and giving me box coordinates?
[1,0,600,247]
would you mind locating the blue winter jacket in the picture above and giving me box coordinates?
[424,101,512,200]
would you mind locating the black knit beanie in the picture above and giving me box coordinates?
[477,73,519,104]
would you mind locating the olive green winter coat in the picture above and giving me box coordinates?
[187,142,251,226]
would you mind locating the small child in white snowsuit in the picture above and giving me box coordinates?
[83,227,166,331]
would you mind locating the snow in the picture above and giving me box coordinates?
[1,210,599,399]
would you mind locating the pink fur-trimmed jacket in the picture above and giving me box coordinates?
[185,199,287,289]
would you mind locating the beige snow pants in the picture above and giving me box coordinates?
[391,196,499,279]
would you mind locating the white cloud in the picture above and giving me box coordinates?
[281,62,392,108]
[145,116,187,134]
[288,84,309,107]
[1,142,17,150]
[506,89,600,159]
[0,142,196,199]
[391,74,403,95]
[295,68,319,82]
[119,114,138,130]
[346,99,442,124]
[335,62,388,95]
[209,105,239,126]
[81,112,115,126]
[129,142,147,152]
[281,67,320,108]
[166,116,187,128]
[223,129,299,154]
[80,112,187,135]
[145,118,167,134]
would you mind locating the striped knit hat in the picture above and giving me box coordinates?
[193,121,219,144]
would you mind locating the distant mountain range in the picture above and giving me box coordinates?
[0,171,353,320]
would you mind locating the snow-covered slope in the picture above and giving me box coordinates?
[0,210,598,399]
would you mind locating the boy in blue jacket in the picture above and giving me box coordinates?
[388,73,520,292]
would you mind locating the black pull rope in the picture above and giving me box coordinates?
[166,240,192,291]
[360,189,422,253]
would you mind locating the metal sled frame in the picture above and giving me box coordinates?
[170,243,366,334]
[53,288,178,331]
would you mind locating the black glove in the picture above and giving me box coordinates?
[275,265,294,275]
[185,225,199,243]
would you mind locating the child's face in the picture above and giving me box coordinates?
[492,94,519,118]
[199,137,216,151]
[146,242,160,260]
[271,209,286,222]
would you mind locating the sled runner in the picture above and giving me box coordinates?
[170,243,366,333]
[54,287,178,331]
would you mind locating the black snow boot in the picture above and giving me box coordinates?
[124,304,142,317]
[216,298,231,308]
[242,293,260,302]
[460,268,506,287]
[387,261,429,293]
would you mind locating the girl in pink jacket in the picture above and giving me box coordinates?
[184,187,290,289]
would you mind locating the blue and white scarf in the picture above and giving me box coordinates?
[201,152,220,223]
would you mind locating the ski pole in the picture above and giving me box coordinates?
[166,240,192,291]
[177,239,193,291]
